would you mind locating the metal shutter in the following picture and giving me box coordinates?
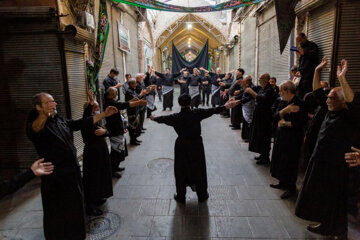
[308,1,336,83]
[241,16,256,77]
[0,17,66,170]
[335,0,360,90]
[258,16,290,84]
[64,39,87,157]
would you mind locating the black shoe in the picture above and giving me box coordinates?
[112,172,122,178]
[242,139,249,143]
[280,190,295,199]
[229,124,234,127]
[254,155,262,160]
[130,141,141,146]
[136,139,142,143]
[307,224,322,235]
[174,194,185,204]
[142,128,147,130]
[163,108,166,111]
[256,159,270,165]
[231,127,241,130]
[141,131,146,134]
[198,193,209,202]
[86,206,103,216]
[190,185,197,192]
[269,183,286,190]
[117,167,125,172]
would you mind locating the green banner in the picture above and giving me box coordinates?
[112,0,264,12]
[91,0,110,92]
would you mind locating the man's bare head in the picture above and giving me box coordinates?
[32,93,57,117]
[106,87,118,100]
[279,81,296,102]
[259,73,270,88]
[326,87,346,111]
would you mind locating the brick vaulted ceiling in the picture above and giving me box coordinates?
[156,13,225,57]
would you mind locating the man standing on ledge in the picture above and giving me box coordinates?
[26,92,118,240]
[150,94,240,204]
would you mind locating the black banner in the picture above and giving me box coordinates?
[171,40,209,74]
[274,0,299,54]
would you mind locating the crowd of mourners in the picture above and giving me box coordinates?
[0,33,359,240]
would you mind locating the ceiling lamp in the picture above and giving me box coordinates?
[188,37,191,41]
[188,44,191,48]
[187,23,192,30]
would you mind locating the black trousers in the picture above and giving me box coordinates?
[110,149,125,173]
[158,90,162,101]
[241,120,250,140]
[202,89,210,105]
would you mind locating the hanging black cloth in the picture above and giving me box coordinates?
[171,40,209,74]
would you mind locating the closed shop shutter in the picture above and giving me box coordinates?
[241,16,256,77]
[0,16,66,170]
[258,15,290,84]
[64,39,87,157]
[307,1,336,83]
[335,0,360,90]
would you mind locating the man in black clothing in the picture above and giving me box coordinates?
[270,81,306,199]
[103,68,122,100]
[155,67,186,111]
[200,67,225,107]
[229,68,244,129]
[295,59,359,239]
[201,71,211,106]
[104,87,146,174]
[186,68,203,109]
[219,72,233,117]
[125,79,149,145]
[150,94,240,204]
[247,73,278,164]
[0,158,54,199]
[269,77,280,95]
[178,70,190,96]
[296,33,319,98]
[27,92,118,240]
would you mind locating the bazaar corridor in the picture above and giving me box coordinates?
[0,88,359,240]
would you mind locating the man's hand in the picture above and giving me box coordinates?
[298,47,304,55]
[234,90,241,96]
[95,127,107,136]
[139,99,147,106]
[236,79,242,84]
[345,147,360,167]
[31,158,54,177]
[87,89,94,103]
[130,97,139,102]
[316,56,328,71]
[337,59,348,80]
[203,81,208,85]
[224,89,229,93]
[278,119,291,128]
[286,103,300,114]
[104,106,118,117]
[219,82,225,86]
[115,83,123,88]
[149,115,155,120]
[217,78,221,82]
[245,88,254,94]
[225,99,240,109]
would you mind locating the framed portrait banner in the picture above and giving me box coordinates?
[118,21,130,53]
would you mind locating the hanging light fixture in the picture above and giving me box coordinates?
[187,22,192,30]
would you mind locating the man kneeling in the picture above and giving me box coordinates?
[150,94,240,203]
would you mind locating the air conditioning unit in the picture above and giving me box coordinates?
[79,11,95,30]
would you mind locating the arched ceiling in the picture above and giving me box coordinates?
[156,14,225,57]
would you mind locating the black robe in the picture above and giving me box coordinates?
[209,72,225,106]
[248,83,277,156]
[270,96,306,191]
[179,74,190,95]
[201,75,211,105]
[295,90,360,236]
[155,71,181,109]
[153,106,225,199]
[186,74,203,108]
[0,169,35,199]
[81,104,113,206]
[229,77,243,128]
[297,40,319,98]
[26,110,94,240]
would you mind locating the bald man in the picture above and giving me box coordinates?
[295,59,360,238]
